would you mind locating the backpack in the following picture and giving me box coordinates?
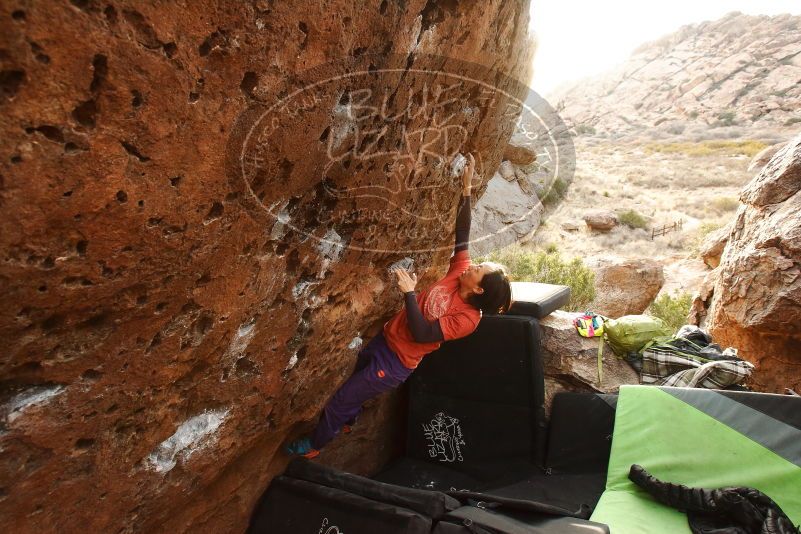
[574,313,672,385]
[604,315,673,357]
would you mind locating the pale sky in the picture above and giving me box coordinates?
[528,0,801,97]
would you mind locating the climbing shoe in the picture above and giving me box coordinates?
[284,437,320,459]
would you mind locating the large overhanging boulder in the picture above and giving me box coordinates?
[692,132,801,392]
[0,2,537,532]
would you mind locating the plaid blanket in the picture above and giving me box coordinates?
[641,340,754,389]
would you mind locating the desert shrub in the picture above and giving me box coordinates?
[540,177,569,206]
[689,222,724,256]
[666,123,686,135]
[477,245,595,312]
[687,110,699,119]
[714,111,737,127]
[785,117,801,126]
[648,292,693,332]
[541,189,559,205]
[618,209,649,230]
[711,197,739,212]
[553,177,569,196]
[697,222,722,236]
[575,124,596,136]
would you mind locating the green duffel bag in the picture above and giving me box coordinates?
[593,315,673,385]
[604,315,673,358]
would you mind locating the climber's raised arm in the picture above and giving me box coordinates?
[454,153,474,254]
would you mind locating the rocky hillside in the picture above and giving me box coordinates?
[0,1,535,533]
[551,11,801,141]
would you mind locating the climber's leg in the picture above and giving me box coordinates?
[352,340,373,374]
[310,331,411,450]
[344,338,376,429]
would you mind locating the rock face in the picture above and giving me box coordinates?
[540,310,640,411]
[699,223,732,269]
[503,132,537,165]
[472,92,576,257]
[691,133,801,392]
[0,2,535,533]
[583,211,618,232]
[471,171,544,256]
[748,141,787,173]
[552,12,801,140]
[471,112,575,257]
[588,259,665,318]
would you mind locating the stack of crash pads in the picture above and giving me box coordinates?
[248,457,610,534]
[373,282,614,522]
[590,385,801,533]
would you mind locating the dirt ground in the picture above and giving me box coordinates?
[524,138,762,297]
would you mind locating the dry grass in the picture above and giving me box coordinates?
[530,138,754,263]
[711,196,740,213]
[642,139,769,158]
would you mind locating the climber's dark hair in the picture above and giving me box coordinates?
[468,261,514,315]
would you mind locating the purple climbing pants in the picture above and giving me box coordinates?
[310,330,413,450]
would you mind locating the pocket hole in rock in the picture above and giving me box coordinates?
[74,438,94,449]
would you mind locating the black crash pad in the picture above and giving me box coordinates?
[380,314,547,489]
[433,506,609,534]
[545,393,617,475]
[508,282,571,319]
[247,476,432,534]
[284,458,460,519]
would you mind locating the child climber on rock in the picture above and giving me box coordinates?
[285,153,513,459]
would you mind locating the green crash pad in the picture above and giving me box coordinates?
[590,385,801,533]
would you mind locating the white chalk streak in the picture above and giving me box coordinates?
[5,385,65,423]
[145,409,229,473]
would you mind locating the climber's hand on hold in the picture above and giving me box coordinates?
[462,153,475,195]
[393,268,417,293]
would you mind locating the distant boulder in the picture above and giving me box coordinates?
[583,211,618,232]
[588,258,665,318]
[561,220,581,232]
